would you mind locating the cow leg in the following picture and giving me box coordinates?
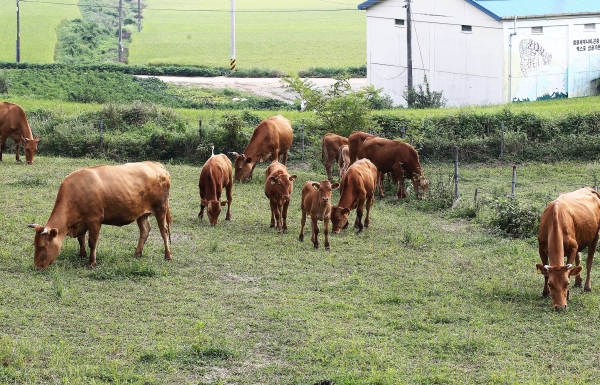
[574,252,583,288]
[377,172,385,198]
[0,136,6,161]
[272,149,280,163]
[354,195,366,233]
[539,246,550,298]
[87,225,101,268]
[323,218,331,251]
[282,200,290,234]
[325,157,334,181]
[78,233,87,258]
[134,215,151,257]
[397,177,407,199]
[275,204,283,233]
[281,150,288,165]
[269,202,277,228]
[198,203,205,219]
[364,192,374,229]
[154,211,173,261]
[584,234,598,292]
[14,139,21,163]
[299,209,306,242]
[311,217,319,249]
[225,182,233,221]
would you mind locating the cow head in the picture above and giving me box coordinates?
[201,199,227,226]
[331,206,351,233]
[312,181,339,204]
[536,263,583,310]
[412,171,429,199]
[22,136,40,165]
[232,153,254,182]
[269,173,297,201]
[29,224,62,270]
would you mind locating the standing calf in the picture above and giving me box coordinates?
[264,161,297,233]
[299,180,339,250]
[198,153,233,226]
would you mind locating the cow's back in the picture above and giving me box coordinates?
[0,102,32,139]
[348,131,374,164]
[339,159,377,207]
[201,154,232,189]
[364,137,420,174]
[248,115,292,158]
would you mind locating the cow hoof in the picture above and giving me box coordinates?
[164,256,173,261]
[86,264,95,269]
[226,217,231,221]
[585,287,592,292]
[298,236,304,242]
[270,224,275,228]
[282,229,288,234]
[574,282,582,288]
[313,245,318,249]
[325,246,330,251]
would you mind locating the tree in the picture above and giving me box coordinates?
[402,74,446,109]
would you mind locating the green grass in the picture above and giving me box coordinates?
[3,156,600,383]
[0,0,81,63]
[128,0,366,72]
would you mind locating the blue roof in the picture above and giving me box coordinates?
[358,0,600,20]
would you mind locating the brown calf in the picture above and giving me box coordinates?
[299,180,339,250]
[330,159,378,234]
[264,161,297,233]
[198,153,233,226]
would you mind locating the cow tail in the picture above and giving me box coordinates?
[166,205,172,244]
[321,139,325,162]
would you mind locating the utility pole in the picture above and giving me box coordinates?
[406,0,413,106]
[118,0,123,62]
[230,0,236,71]
[137,0,141,32]
[16,0,20,62]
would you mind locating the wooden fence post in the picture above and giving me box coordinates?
[500,121,505,159]
[301,119,305,161]
[511,165,517,198]
[99,119,104,149]
[453,146,459,200]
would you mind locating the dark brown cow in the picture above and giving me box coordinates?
[299,180,339,250]
[337,144,350,181]
[264,161,297,233]
[362,137,429,199]
[330,158,378,234]
[347,131,374,165]
[321,133,348,181]
[198,153,233,226]
[233,115,293,182]
[0,102,40,164]
[28,161,172,269]
[536,187,600,310]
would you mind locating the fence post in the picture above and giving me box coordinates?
[99,119,104,149]
[474,188,478,207]
[301,119,305,161]
[500,121,505,159]
[198,119,202,141]
[511,165,517,198]
[453,146,459,200]
[410,136,413,146]
[401,126,406,139]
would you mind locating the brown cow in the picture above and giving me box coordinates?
[264,161,297,233]
[330,158,378,234]
[337,144,350,181]
[299,180,339,250]
[233,115,293,182]
[536,187,600,310]
[0,102,40,164]
[28,161,172,269]
[362,137,429,199]
[198,153,233,226]
[348,131,374,165]
[321,133,348,181]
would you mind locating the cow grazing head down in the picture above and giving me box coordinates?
[232,153,254,182]
[536,263,583,310]
[330,207,351,233]
[29,224,62,270]
[22,136,40,165]
[412,171,429,199]
[201,199,227,226]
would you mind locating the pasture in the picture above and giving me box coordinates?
[0,0,80,63]
[3,156,600,384]
[128,0,366,72]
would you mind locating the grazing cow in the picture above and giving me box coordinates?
[264,161,297,233]
[536,187,600,310]
[232,115,293,182]
[299,180,339,250]
[362,137,429,199]
[337,144,350,181]
[0,102,40,164]
[330,159,378,234]
[321,133,349,181]
[28,161,172,269]
[348,131,375,165]
[198,153,233,226]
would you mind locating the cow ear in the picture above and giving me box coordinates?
[342,208,351,215]
[536,264,549,276]
[201,199,208,206]
[21,135,29,142]
[569,265,583,276]
[269,176,277,185]
[312,182,320,190]
[49,228,58,239]
[289,175,297,181]
[331,182,340,190]
[245,157,253,164]
[220,201,228,206]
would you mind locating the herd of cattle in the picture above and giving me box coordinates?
[1,101,599,310]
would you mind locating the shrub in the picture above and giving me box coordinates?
[0,70,11,94]
[403,74,447,109]
[489,197,540,238]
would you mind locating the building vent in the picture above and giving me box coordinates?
[532,26,543,34]
[584,23,596,31]
[461,25,472,32]
[395,19,405,26]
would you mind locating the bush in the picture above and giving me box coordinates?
[403,74,446,109]
[489,197,540,238]
[0,70,10,94]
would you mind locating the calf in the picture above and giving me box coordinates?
[198,153,233,226]
[264,161,297,233]
[330,159,378,234]
[299,180,339,250]
[537,187,600,310]
[321,133,348,181]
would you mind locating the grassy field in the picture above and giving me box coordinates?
[0,0,80,63]
[2,156,600,384]
[128,0,366,72]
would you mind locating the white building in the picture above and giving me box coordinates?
[358,0,600,106]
